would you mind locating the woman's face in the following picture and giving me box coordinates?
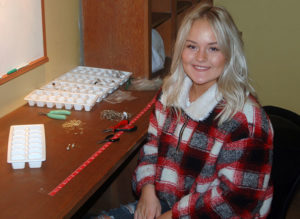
[181,19,226,92]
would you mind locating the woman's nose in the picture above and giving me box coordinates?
[195,49,207,62]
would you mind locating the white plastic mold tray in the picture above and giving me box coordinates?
[24,66,132,110]
[41,81,111,102]
[24,89,98,111]
[57,72,120,89]
[69,66,132,85]
[7,124,46,169]
[57,66,131,89]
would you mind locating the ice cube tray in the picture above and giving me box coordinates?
[7,124,46,169]
[24,66,132,110]
[40,80,111,102]
[24,89,98,111]
[70,66,131,85]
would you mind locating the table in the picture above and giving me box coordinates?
[0,89,157,218]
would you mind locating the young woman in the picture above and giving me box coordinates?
[97,2,273,219]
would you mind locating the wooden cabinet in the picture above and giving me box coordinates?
[81,0,208,79]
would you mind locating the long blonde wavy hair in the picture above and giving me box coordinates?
[162,2,256,125]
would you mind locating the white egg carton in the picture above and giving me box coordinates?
[7,124,46,169]
[24,89,98,111]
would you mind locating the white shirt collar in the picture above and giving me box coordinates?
[161,77,222,121]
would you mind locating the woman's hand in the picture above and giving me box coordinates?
[134,184,161,219]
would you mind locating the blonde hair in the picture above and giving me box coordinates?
[162,2,256,125]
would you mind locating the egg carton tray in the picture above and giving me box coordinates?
[7,124,46,169]
[40,80,111,102]
[24,89,98,111]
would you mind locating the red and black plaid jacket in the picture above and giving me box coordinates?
[132,81,273,219]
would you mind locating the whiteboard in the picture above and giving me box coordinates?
[0,0,47,80]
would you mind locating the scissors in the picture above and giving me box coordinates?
[39,110,71,120]
[98,120,137,145]
[103,119,137,133]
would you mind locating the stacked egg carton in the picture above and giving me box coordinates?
[7,124,46,169]
[24,66,132,111]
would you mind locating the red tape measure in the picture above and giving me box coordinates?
[48,93,157,196]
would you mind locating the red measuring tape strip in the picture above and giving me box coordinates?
[48,93,157,196]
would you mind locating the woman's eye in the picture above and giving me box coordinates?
[209,47,220,52]
[187,44,197,50]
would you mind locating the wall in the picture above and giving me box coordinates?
[214,0,300,114]
[0,0,80,118]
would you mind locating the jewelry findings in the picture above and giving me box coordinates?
[100,110,131,121]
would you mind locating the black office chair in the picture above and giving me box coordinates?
[263,106,300,219]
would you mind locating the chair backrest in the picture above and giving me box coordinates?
[263,106,300,219]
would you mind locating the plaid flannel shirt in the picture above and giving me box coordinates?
[132,80,273,219]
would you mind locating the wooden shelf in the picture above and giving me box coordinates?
[82,0,205,79]
[152,12,172,28]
